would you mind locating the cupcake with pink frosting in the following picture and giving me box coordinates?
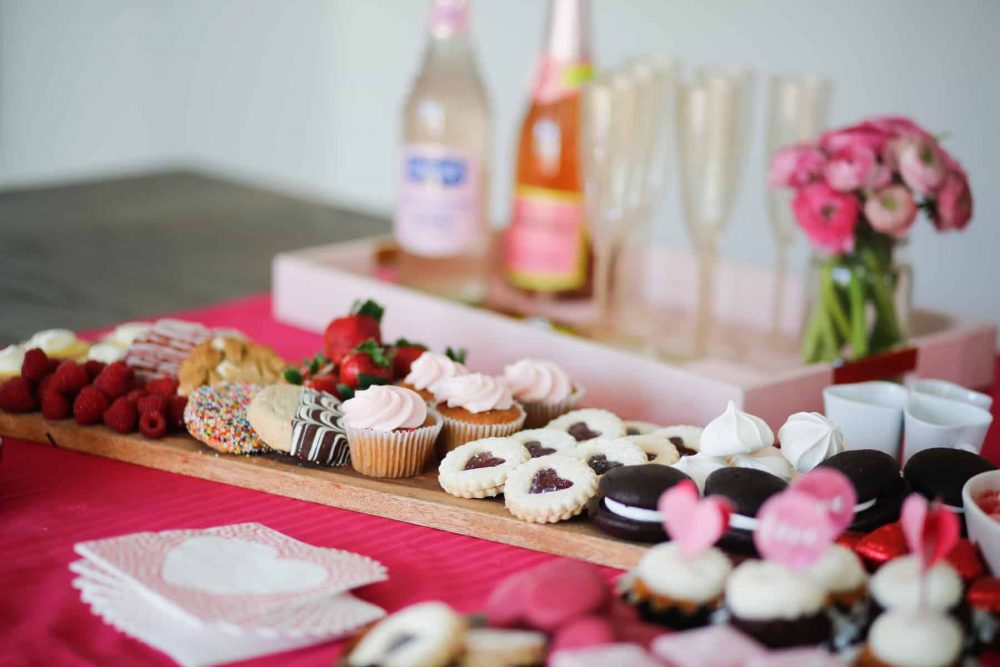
[341,385,442,478]
[503,358,584,428]
[432,373,526,454]
[400,351,468,402]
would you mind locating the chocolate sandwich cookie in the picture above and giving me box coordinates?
[903,447,996,534]
[589,465,693,542]
[704,467,787,556]
[818,449,909,532]
[290,387,351,466]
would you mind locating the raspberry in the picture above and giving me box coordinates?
[103,396,138,434]
[0,377,37,413]
[41,390,71,420]
[137,393,168,416]
[34,374,55,404]
[167,395,188,431]
[125,389,147,406]
[73,386,109,425]
[48,358,61,373]
[83,360,106,381]
[139,411,167,439]
[52,361,89,395]
[145,377,179,397]
[93,362,131,400]
[21,348,51,383]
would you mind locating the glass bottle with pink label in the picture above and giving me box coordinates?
[395,0,492,304]
[503,0,594,299]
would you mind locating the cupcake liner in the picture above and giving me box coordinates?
[346,410,443,478]
[438,405,527,456]
[520,386,586,429]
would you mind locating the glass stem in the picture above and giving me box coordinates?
[694,244,717,358]
[770,242,789,339]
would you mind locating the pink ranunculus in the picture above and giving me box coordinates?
[819,124,891,156]
[895,136,947,195]
[934,170,973,231]
[864,185,917,239]
[865,162,892,190]
[823,143,879,192]
[769,144,826,189]
[867,116,934,141]
[792,182,860,255]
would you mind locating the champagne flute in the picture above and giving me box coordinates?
[766,74,831,338]
[677,66,754,358]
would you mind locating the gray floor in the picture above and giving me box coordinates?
[0,170,389,343]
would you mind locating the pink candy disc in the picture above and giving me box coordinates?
[790,468,857,537]
[754,489,835,570]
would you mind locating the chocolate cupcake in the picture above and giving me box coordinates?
[857,610,962,667]
[903,447,996,534]
[704,467,787,556]
[869,555,964,617]
[725,560,831,649]
[589,465,693,542]
[817,450,909,532]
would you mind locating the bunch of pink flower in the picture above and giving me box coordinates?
[769,116,972,255]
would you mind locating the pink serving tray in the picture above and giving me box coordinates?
[271,237,996,429]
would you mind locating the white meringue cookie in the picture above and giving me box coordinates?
[699,401,774,457]
[777,412,846,473]
[670,453,729,492]
[728,446,795,482]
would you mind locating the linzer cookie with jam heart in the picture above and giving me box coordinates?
[438,437,530,499]
[503,455,598,523]
[546,409,626,442]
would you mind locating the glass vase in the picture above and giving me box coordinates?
[801,239,911,364]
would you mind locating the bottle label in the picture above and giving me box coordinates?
[504,186,586,291]
[395,144,481,257]
[532,56,594,105]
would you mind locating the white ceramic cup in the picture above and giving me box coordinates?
[963,469,1000,576]
[823,381,908,459]
[902,392,993,464]
[910,378,993,411]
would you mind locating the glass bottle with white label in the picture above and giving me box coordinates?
[395,0,491,303]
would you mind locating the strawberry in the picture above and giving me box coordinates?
[390,339,427,379]
[0,377,37,413]
[305,374,341,398]
[337,339,393,397]
[21,348,51,383]
[322,299,384,364]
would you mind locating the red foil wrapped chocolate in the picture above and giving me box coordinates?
[854,522,985,581]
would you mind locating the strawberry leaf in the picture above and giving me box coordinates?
[353,339,391,368]
[358,374,391,389]
[394,338,427,350]
[445,346,467,364]
[351,299,385,323]
[336,383,355,400]
[284,368,303,385]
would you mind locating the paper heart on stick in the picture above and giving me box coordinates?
[899,494,960,572]
[658,480,731,558]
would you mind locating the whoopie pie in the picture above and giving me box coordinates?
[817,449,910,532]
[589,464,693,543]
[903,447,996,534]
[703,467,788,556]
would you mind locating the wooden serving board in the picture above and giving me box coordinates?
[0,412,647,570]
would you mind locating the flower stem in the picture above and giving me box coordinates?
[820,260,851,343]
[848,267,869,359]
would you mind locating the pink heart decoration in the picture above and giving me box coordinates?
[754,489,835,570]
[900,493,960,572]
[790,468,857,538]
[658,480,731,558]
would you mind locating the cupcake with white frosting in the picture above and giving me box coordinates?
[432,373,526,454]
[869,555,963,616]
[700,401,774,458]
[801,544,868,610]
[503,358,583,428]
[858,610,962,667]
[725,560,831,648]
[623,541,733,629]
[777,412,846,474]
[341,385,442,478]
[401,351,468,402]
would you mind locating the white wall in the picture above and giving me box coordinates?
[2,0,998,324]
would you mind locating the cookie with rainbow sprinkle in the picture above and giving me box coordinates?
[183,382,268,454]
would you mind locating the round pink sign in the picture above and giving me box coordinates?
[790,468,857,537]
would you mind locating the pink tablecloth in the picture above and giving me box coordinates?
[1,293,997,666]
